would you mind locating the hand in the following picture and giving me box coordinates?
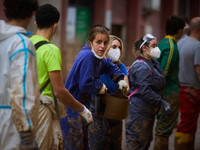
[99,84,107,94]
[118,80,129,94]
[79,105,93,124]
[161,100,173,116]
[20,132,38,150]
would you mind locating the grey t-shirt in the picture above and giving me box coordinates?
[178,36,200,89]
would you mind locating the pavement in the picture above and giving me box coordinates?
[122,113,200,150]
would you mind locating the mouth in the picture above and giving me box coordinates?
[98,50,105,55]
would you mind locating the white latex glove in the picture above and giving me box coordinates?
[79,105,93,124]
[118,80,129,94]
[99,84,107,94]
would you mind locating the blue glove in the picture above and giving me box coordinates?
[161,100,173,116]
[20,132,38,150]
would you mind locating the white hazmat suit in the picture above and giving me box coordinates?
[0,20,39,150]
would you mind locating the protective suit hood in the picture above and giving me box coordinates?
[0,20,27,41]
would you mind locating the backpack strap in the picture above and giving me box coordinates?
[34,41,50,50]
[128,59,152,98]
[132,58,152,75]
[39,79,50,94]
[34,40,60,118]
[34,41,51,93]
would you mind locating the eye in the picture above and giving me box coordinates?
[97,40,101,44]
[111,45,117,49]
[104,41,108,45]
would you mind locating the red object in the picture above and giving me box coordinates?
[177,86,200,134]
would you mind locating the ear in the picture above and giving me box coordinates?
[178,28,183,34]
[88,40,92,47]
[30,11,36,20]
[34,21,37,28]
[142,45,147,52]
[54,23,58,30]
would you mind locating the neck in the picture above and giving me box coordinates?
[35,27,54,41]
[7,18,30,29]
[143,52,152,62]
[190,31,200,41]
[171,34,179,41]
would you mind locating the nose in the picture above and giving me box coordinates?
[100,43,105,48]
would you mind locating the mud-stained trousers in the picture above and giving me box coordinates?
[59,94,91,150]
[174,86,200,150]
[89,98,122,150]
[126,96,159,150]
[154,93,180,150]
[155,94,180,137]
[36,95,66,150]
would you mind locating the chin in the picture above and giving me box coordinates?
[98,54,104,57]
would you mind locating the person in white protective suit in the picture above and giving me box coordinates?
[0,0,40,150]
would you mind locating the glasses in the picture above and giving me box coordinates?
[139,34,156,49]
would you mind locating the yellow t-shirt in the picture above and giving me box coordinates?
[30,35,62,99]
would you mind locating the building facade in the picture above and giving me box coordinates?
[1,0,200,79]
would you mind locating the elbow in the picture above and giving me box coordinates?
[53,87,64,98]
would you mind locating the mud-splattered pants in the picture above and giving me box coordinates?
[89,97,122,150]
[89,115,122,150]
[155,93,180,137]
[59,111,89,150]
[125,97,159,150]
[59,94,91,150]
[177,86,200,134]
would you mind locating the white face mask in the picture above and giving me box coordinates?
[107,48,121,62]
[146,47,161,59]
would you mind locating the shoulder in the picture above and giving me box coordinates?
[120,63,127,70]
[119,63,128,74]
[158,38,171,50]
[78,48,95,62]
[132,59,151,71]
[14,33,36,53]
[120,63,126,68]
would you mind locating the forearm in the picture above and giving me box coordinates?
[49,71,84,112]
[54,88,83,112]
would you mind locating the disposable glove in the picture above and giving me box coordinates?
[118,80,129,94]
[99,84,107,94]
[20,132,38,150]
[79,105,93,124]
[161,100,173,116]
